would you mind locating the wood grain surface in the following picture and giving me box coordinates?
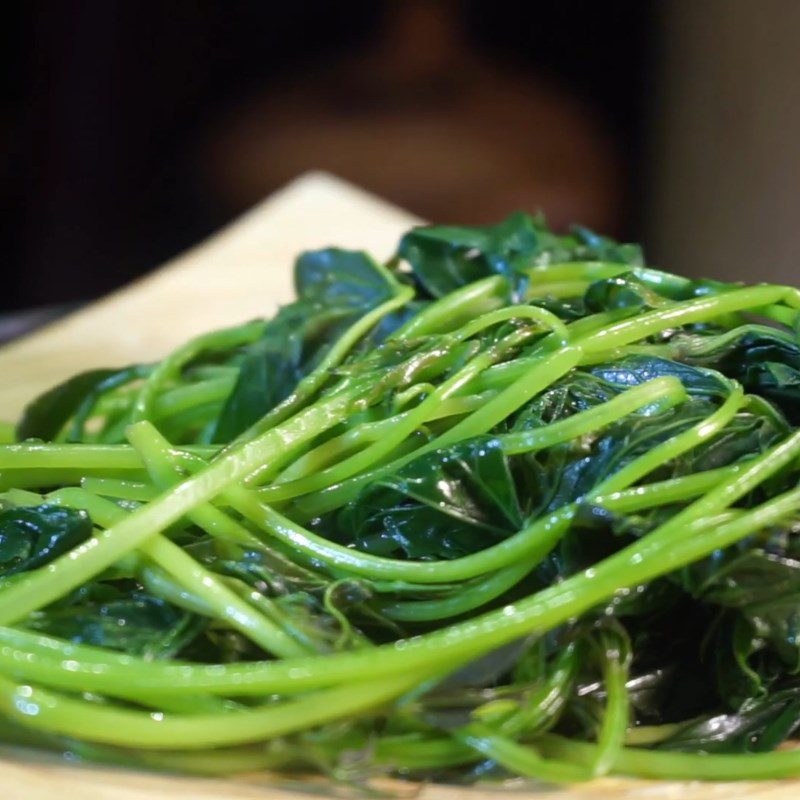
[0,173,795,799]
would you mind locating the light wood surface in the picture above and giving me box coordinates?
[0,172,420,420]
[0,173,795,798]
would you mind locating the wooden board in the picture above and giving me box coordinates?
[0,173,794,799]
[0,172,420,420]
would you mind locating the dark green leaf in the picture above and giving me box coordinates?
[660,685,800,753]
[294,248,396,307]
[397,214,641,301]
[587,355,733,400]
[18,368,119,441]
[25,590,204,659]
[397,212,540,298]
[214,249,403,441]
[668,325,800,422]
[331,437,522,560]
[0,504,92,577]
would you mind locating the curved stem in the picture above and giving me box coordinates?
[289,345,581,514]
[46,488,308,658]
[538,734,800,781]
[6,475,795,702]
[380,561,533,622]
[450,304,570,346]
[0,670,429,749]
[391,275,507,339]
[259,330,566,504]
[237,388,740,584]
[500,376,686,455]
[130,320,265,423]
[0,383,363,626]
[226,286,414,446]
[457,723,589,782]
[577,285,788,355]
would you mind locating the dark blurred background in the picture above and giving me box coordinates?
[2,0,799,322]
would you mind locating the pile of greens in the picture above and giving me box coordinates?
[3,212,800,786]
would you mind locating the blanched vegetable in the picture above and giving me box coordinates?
[1,213,800,786]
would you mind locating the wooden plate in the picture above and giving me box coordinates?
[0,174,792,799]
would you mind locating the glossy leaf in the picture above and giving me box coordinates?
[17,368,120,441]
[332,437,522,560]
[0,504,92,578]
[214,248,401,440]
[294,248,396,307]
[397,213,642,299]
[25,590,204,660]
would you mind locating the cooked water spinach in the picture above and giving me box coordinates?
[2,213,800,785]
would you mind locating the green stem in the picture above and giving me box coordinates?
[226,286,414,445]
[288,345,581,514]
[258,328,561,503]
[589,631,629,777]
[456,723,589,782]
[450,304,570,346]
[0,382,364,626]
[80,478,157,502]
[525,261,629,285]
[391,275,507,339]
[525,280,591,299]
[0,669,428,749]
[593,384,744,495]
[272,392,491,485]
[130,320,266,422]
[0,422,16,444]
[380,561,533,622]
[538,734,800,780]
[0,442,217,470]
[234,387,740,584]
[0,463,760,701]
[8,472,797,702]
[153,375,237,421]
[126,420,263,548]
[46,488,308,658]
[577,285,789,355]
[500,376,686,455]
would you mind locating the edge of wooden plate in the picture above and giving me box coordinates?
[0,171,421,419]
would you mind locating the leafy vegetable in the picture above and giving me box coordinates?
[0,504,92,577]
[397,212,643,299]
[331,437,522,560]
[2,214,800,788]
[25,589,203,660]
[213,248,400,441]
[17,368,130,442]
